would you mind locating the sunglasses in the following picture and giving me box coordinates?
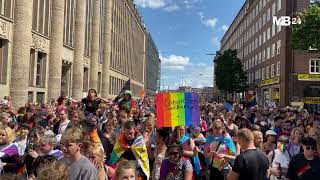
[305,146,316,150]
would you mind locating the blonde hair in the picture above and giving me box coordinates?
[253,130,263,148]
[40,134,57,146]
[61,127,83,144]
[115,160,137,180]
[237,128,254,142]
[37,161,68,180]
[71,110,85,122]
[0,125,16,144]
[211,120,226,130]
[291,127,304,141]
[87,145,106,164]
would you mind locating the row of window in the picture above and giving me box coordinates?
[244,40,281,70]
[247,61,280,84]
[223,0,281,52]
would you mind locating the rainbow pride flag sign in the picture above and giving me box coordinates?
[156,92,200,128]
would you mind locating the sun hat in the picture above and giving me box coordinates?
[265,129,277,136]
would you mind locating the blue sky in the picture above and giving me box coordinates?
[134,0,246,90]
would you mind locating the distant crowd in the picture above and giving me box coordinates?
[0,90,320,180]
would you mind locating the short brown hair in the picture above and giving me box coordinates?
[37,161,68,180]
[61,127,83,144]
[115,160,137,180]
[237,128,254,142]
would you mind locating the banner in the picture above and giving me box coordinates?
[260,76,280,86]
[156,92,200,128]
[298,74,320,81]
[304,97,320,104]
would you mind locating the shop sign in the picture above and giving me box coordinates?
[273,92,280,100]
[304,97,320,104]
[298,74,320,81]
[260,76,280,87]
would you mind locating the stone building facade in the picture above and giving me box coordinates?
[145,32,160,96]
[217,0,320,112]
[0,0,159,108]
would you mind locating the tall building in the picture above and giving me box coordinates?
[218,0,320,112]
[0,0,159,108]
[145,32,160,96]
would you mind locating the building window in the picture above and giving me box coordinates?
[276,61,280,76]
[271,64,275,77]
[310,59,320,74]
[255,54,258,65]
[267,8,271,22]
[99,0,105,64]
[262,49,266,62]
[83,67,89,91]
[259,17,262,29]
[266,66,270,79]
[277,24,281,33]
[29,49,47,88]
[63,0,75,47]
[259,0,262,12]
[271,43,276,57]
[0,0,14,18]
[272,2,276,16]
[36,92,45,104]
[28,91,34,102]
[262,68,265,80]
[267,46,270,59]
[258,52,261,64]
[263,31,266,43]
[263,13,266,26]
[259,34,262,46]
[0,40,8,84]
[32,0,51,37]
[263,0,266,7]
[97,72,102,93]
[84,0,93,57]
[277,0,281,11]
[267,27,270,40]
[276,40,281,55]
[272,24,275,37]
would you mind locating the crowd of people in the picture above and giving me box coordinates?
[0,90,320,180]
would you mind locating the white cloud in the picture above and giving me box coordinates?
[160,54,191,70]
[183,0,202,9]
[211,36,220,48]
[221,25,229,32]
[160,60,214,90]
[198,12,218,29]
[134,0,167,9]
[164,4,179,12]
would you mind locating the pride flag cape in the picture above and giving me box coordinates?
[180,135,202,175]
[109,133,150,179]
[206,135,237,169]
[156,92,200,128]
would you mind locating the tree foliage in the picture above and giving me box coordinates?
[292,3,320,50]
[214,49,248,94]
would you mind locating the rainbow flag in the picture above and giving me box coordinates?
[156,92,200,128]
[109,133,150,179]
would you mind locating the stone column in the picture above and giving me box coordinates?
[72,0,86,100]
[101,0,113,98]
[10,0,33,108]
[48,0,65,100]
[89,0,100,90]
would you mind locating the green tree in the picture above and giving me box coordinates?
[214,49,248,96]
[292,2,320,50]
